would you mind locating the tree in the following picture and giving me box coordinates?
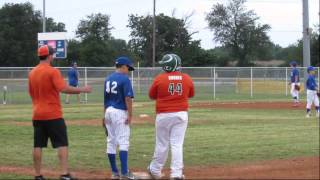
[76,13,113,41]
[0,3,41,66]
[128,13,205,66]
[0,3,66,67]
[206,0,271,66]
[46,17,66,32]
[75,13,134,66]
[275,27,319,67]
[310,26,319,66]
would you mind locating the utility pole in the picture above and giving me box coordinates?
[302,0,310,81]
[43,0,46,32]
[152,0,156,67]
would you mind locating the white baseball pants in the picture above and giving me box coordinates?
[104,107,130,154]
[306,90,319,109]
[149,111,188,178]
[291,83,300,102]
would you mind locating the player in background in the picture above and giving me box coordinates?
[147,54,194,180]
[66,62,80,104]
[305,66,319,118]
[103,57,136,179]
[29,45,91,180]
[289,61,300,106]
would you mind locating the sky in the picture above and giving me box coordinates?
[0,0,319,49]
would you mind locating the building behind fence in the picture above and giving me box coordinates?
[0,67,319,104]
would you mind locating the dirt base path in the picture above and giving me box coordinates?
[191,101,307,110]
[1,156,318,179]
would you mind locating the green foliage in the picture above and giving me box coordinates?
[79,38,115,66]
[310,28,319,66]
[206,0,272,66]
[0,2,317,67]
[0,3,41,67]
[128,13,212,66]
[76,13,113,41]
[274,28,319,67]
[0,3,65,67]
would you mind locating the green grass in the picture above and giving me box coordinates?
[2,82,307,104]
[0,174,31,179]
[0,102,319,173]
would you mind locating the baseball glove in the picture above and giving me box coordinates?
[294,84,300,91]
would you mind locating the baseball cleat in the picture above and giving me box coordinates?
[111,172,120,180]
[120,171,137,180]
[292,103,299,107]
[306,114,311,118]
[170,175,185,180]
[34,175,46,180]
[60,173,78,180]
[147,166,162,179]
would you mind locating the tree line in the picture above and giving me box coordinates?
[0,1,318,67]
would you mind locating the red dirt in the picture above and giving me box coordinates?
[0,156,318,179]
[191,101,307,110]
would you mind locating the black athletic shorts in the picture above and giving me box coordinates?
[33,118,68,148]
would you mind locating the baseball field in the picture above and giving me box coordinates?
[0,93,319,179]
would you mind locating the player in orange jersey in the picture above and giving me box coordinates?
[147,54,194,179]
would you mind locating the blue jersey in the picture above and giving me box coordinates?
[68,67,78,86]
[104,72,134,110]
[290,68,299,83]
[306,75,317,91]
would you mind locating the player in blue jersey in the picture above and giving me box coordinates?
[289,61,300,107]
[103,56,136,179]
[305,66,319,118]
[66,62,80,104]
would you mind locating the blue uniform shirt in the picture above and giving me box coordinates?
[306,75,317,91]
[290,68,299,83]
[68,67,78,86]
[104,72,134,110]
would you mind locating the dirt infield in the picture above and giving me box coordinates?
[191,101,306,110]
[0,156,318,179]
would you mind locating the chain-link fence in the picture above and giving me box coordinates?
[0,67,319,104]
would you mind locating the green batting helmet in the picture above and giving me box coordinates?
[159,54,182,72]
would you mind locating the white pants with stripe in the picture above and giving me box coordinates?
[290,83,300,102]
[104,107,130,154]
[306,90,319,109]
[149,111,188,178]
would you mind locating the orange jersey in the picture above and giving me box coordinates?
[149,71,194,114]
[28,63,66,120]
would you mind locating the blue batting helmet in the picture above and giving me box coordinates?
[307,66,315,73]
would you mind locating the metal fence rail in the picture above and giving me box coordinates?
[0,67,319,104]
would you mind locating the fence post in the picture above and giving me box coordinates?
[131,70,134,91]
[318,67,320,90]
[285,67,288,96]
[137,61,140,94]
[213,67,216,100]
[84,67,88,103]
[250,67,253,98]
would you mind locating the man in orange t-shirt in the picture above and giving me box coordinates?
[147,54,194,179]
[29,45,91,180]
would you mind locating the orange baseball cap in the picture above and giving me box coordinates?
[38,45,55,57]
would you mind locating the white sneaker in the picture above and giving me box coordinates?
[306,113,311,118]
